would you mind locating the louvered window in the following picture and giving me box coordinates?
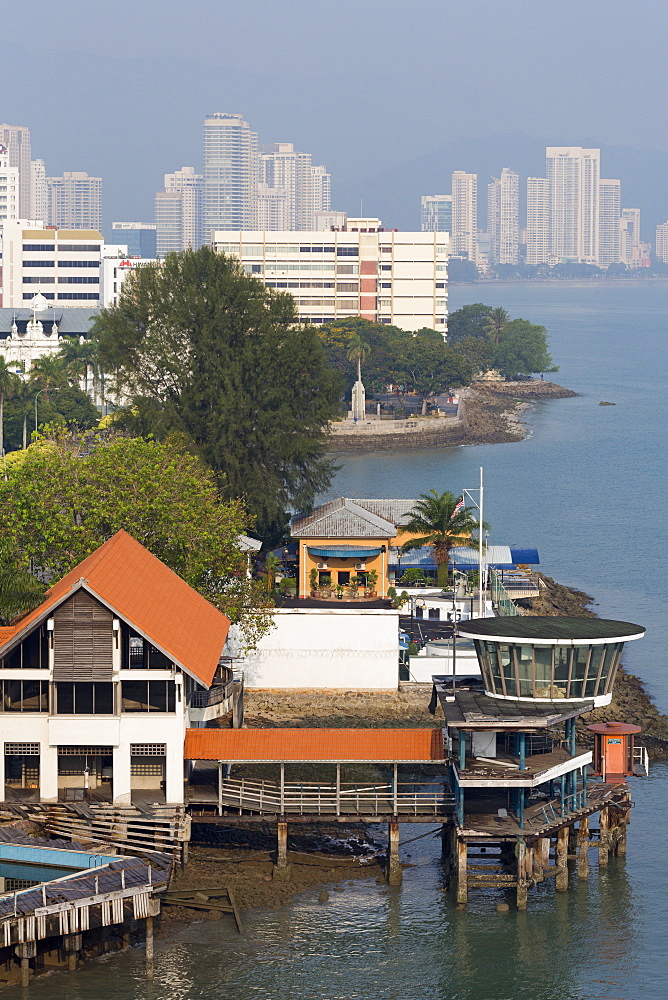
[53,590,113,681]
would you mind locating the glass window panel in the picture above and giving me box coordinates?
[57,683,74,714]
[599,643,621,694]
[585,647,604,697]
[22,631,43,668]
[553,648,571,696]
[499,644,515,696]
[148,646,170,669]
[122,680,149,712]
[484,641,502,693]
[21,681,44,712]
[534,646,553,697]
[75,683,94,714]
[7,647,21,669]
[147,681,167,712]
[516,644,533,697]
[167,682,176,712]
[4,680,22,711]
[569,646,590,699]
[94,683,113,714]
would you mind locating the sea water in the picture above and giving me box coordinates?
[20,281,668,1000]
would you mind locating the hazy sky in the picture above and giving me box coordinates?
[3,0,667,227]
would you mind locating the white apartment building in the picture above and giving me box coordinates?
[0,531,233,806]
[526,177,551,265]
[487,169,519,264]
[0,124,31,218]
[214,219,448,333]
[546,147,600,264]
[202,113,258,242]
[30,159,48,224]
[450,172,478,263]
[0,220,103,308]
[155,166,202,255]
[421,195,452,233]
[598,179,621,266]
[0,145,19,223]
[258,143,331,231]
[621,208,643,267]
[47,172,102,231]
[656,222,668,264]
[314,210,347,231]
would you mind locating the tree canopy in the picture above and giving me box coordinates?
[399,490,484,587]
[494,319,556,377]
[0,434,272,646]
[93,247,342,542]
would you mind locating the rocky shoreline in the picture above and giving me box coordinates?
[328,381,575,453]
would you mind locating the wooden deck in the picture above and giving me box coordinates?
[455,746,592,786]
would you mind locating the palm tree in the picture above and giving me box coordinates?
[57,337,98,395]
[484,307,510,346]
[14,379,34,450]
[400,490,486,588]
[29,355,70,403]
[347,334,371,384]
[0,358,20,460]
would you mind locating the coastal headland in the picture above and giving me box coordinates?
[328,380,577,453]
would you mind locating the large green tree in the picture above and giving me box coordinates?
[393,332,473,399]
[0,540,45,625]
[93,248,341,541]
[494,319,557,377]
[0,434,272,646]
[446,304,493,344]
[399,489,484,587]
[0,358,20,458]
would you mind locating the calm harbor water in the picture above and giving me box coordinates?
[19,281,668,999]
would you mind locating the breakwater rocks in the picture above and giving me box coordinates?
[328,391,528,453]
[524,574,668,752]
[472,379,578,400]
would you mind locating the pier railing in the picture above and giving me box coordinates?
[218,779,454,817]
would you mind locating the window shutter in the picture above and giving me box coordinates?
[53,590,114,681]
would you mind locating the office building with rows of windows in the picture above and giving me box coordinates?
[0,219,103,308]
[213,219,449,333]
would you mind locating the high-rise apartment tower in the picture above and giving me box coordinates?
[155,166,203,255]
[47,172,102,231]
[546,147,600,264]
[450,172,477,262]
[202,114,258,242]
[0,124,31,217]
[487,168,519,264]
[421,195,452,232]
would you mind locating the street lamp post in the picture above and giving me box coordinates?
[34,388,46,436]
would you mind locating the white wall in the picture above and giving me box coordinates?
[234,608,400,689]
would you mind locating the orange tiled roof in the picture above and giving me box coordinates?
[0,531,230,686]
[183,728,445,762]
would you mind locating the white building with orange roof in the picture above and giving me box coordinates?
[0,531,234,806]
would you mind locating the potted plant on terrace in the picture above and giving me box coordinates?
[365,569,379,597]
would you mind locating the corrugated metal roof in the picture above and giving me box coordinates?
[510,547,540,565]
[0,307,100,336]
[451,545,513,568]
[184,727,446,762]
[389,545,436,569]
[351,499,416,527]
[292,498,397,538]
[0,531,230,687]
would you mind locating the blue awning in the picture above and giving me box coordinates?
[307,546,383,559]
[510,547,540,565]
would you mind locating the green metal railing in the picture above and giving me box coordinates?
[489,567,521,616]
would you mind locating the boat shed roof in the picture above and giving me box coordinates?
[429,680,595,730]
[184,727,446,763]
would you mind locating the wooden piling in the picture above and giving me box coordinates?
[15,943,35,988]
[273,820,291,880]
[456,837,468,904]
[599,807,610,867]
[577,818,590,879]
[145,916,154,980]
[516,839,528,910]
[387,818,402,886]
[556,826,569,891]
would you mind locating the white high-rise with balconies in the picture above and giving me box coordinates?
[487,168,519,264]
[525,177,551,265]
[620,208,642,267]
[0,124,31,217]
[46,172,102,231]
[546,147,600,264]
[598,179,622,267]
[155,166,203,255]
[202,114,258,243]
[0,144,19,222]
[258,143,330,231]
[655,222,668,264]
[30,159,48,225]
[450,172,478,263]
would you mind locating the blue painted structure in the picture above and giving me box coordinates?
[0,843,117,871]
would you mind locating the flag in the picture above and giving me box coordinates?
[451,497,465,519]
